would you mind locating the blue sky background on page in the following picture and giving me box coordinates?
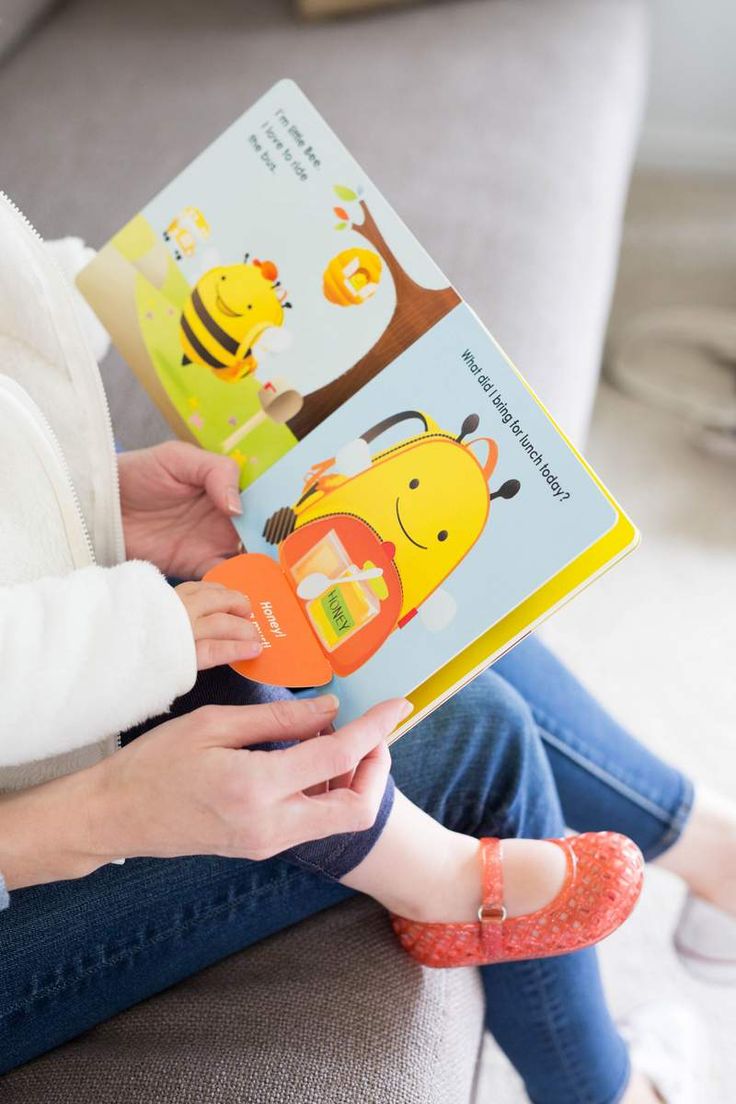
[142,79,446,398]
[235,303,617,723]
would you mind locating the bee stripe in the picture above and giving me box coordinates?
[191,288,239,356]
[180,313,226,369]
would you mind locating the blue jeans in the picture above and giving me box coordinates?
[0,638,692,1102]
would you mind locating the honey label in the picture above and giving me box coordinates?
[320,587,356,639]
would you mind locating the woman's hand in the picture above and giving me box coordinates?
[118,441,243,578]
[175,581,262,668]
[95,695,403,862]
[0,696,407,889]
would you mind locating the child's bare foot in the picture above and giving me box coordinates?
[342,791,643,969]
[657,787,736,916]
[395,833,568,923]
[622,1072,663,1104]
[341,791,568,922]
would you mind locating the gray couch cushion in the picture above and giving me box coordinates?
[0,0,646,446]
[1,898,486,1103]
[0,0,58,59]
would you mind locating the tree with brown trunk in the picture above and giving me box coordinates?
[287,195,460,440]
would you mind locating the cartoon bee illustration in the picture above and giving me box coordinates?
[163,206,211,261]
[263,410,521,667]
[179,255,292,383]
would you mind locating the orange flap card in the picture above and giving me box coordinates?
[204,516,404,686]
[205,553,333,687]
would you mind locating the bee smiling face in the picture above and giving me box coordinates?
[180,259,289,381]
[374,443,493,619]
[298,438,491,619]
[197,264,284,353]
[383,444,488,578]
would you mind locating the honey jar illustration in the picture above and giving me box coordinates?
[291,529,388,652]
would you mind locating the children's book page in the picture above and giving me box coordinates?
[78,78,637,733]
[78,79,459,488]
[229,301,628,726]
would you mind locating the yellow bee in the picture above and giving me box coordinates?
[180,256,291,382]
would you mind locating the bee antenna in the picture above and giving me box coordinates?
[457,413,480,442]
[283,301,293,309]
[273,280,281,288]
[490,479,521,502]
[243,251,250,262]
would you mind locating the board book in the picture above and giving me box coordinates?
[77,78,638,741]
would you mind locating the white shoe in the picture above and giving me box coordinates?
[674,893,736,985]
[619,1001,709,1104]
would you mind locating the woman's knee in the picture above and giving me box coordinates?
[460,671,564,835]
[391,669,564,839]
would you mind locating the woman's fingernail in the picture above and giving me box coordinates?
[310,693,340,713]
[395,699,413,722]
[227,489,243,515]
[243,640,262,657]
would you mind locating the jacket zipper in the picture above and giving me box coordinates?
[0,378,97,566]
[0,190,124,565]
[1,194,125,752]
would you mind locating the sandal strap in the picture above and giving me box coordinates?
[477,838,506,956]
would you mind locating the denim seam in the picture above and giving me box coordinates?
[287,852,342,882]
[532,707,683,827]
[646,786,694,860]
[289,787,396,882]
[521,953,632,1104]
[536,715,695,860]
[516,957,597,1104]
[1,873,304,1020]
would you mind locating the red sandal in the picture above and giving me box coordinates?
[391,832,644,968]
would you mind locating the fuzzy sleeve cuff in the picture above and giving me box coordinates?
[0,561,197,767]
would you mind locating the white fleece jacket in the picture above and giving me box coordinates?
[0,561,196,770]
[0,195,197,795]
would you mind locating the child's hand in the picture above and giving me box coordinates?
[175,581,262,670]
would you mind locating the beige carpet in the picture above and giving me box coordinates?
[478,168,736,1102]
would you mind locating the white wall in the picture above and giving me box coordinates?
[638,0,736,171]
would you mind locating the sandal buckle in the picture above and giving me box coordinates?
[478,903,507,923]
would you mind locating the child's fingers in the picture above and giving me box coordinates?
[195,612,261,644]
[176,580,228,596]
[183,582,252,619]
[195,637,262,670]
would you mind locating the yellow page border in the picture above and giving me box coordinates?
[406,506,637,721]
[401,323,640,728]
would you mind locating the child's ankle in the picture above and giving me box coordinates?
[387,836,567,924]
[404,832,481,923]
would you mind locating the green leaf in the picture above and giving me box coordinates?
[333,185,358,202]
[335,221,347,230]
